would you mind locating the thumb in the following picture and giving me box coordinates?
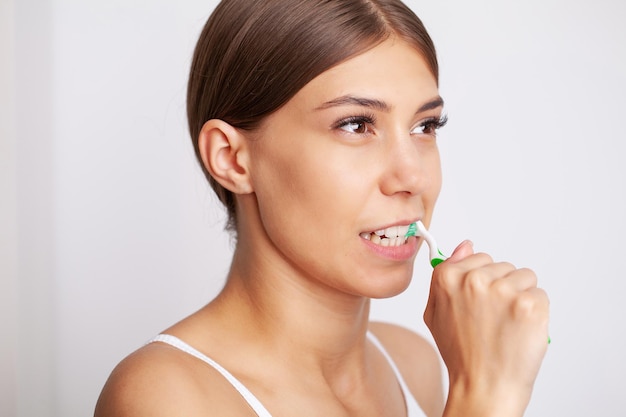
[446,239,474,263]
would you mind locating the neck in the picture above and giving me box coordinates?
[210,242,373,364]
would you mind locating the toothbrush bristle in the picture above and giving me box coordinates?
[405,222,418,238]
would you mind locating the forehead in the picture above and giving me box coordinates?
[292,38,439,109]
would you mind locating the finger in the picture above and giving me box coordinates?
[474,261,517,280]
[446,239,474,262]
[530,287,551,340]
[442,251,494,272]
[496,267,538,292]
[430,252,494,301]
[426,251,493,324]
[513,287,551,344]
[460,261,517,291]
[519,287,550,318]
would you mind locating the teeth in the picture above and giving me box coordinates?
[361,223,415,247]
[384,226,399,238]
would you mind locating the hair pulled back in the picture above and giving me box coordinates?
[187,0,438,232]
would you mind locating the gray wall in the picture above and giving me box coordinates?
[2,0,625,415]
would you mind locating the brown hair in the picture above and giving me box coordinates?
[187,0,438,233]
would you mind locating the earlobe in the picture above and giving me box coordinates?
[197,119,253,194]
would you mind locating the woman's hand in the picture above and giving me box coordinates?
[423,240,550,417]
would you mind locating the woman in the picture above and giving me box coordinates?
[95,0,549,416]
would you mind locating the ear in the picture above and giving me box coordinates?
[197,119,253,194]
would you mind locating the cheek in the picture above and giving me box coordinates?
[250,143,371,262]
[430,149,443,197]
[421,145,443,208]
[251,142,332,229]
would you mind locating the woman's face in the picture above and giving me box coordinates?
[246,38,443,299]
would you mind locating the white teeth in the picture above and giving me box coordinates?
[362,224,412,247]
[362,234,407,247]
[385,226,399,238]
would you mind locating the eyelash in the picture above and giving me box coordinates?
[334,113,377,135]
[334,113,449,136]
[415,114,448,135]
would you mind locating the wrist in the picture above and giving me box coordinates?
[443,377,530,417]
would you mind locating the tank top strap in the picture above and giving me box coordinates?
[149,332,425,417]
[366,332,427,417]
[148,334,273,417]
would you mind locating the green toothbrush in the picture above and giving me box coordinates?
[405,220,447,268]
[407,222,551,344]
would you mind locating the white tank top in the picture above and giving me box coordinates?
[148,332,426,417]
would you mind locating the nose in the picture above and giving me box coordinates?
[379,132,436,197]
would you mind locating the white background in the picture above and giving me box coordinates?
[2,0,625,416]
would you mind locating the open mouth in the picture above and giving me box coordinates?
[359,224,412,247]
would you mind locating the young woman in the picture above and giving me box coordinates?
[95,1,549,416]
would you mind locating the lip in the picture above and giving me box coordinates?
[360,235,419,261]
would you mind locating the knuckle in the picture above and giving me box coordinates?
[464,269,490,293]
[518,267,538,285]
[499,261,516,272]
[473,252,494,264]
[432,265,457,292]
[513,291,540,318]
[491,277,510,296]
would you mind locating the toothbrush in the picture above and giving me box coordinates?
[405,221,447,268]
[406,223,551,344]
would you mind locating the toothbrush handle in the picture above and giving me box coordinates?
[430,250,447,268]
[416,221,447,268]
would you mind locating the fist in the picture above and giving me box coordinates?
[424,240,550,414]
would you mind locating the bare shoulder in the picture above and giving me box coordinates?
[94,342,253,417]
[369,321,444,417]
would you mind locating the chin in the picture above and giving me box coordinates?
[358,268,414,300]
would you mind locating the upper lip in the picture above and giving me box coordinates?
[364,217,421,233]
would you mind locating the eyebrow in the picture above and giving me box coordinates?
[315,95,444,114]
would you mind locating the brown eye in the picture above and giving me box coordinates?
[414,121,436,135]
[341,121,368,134]
[411,115,448,136]
[335,115,375,135]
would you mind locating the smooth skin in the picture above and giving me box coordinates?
[95,37,548,417]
